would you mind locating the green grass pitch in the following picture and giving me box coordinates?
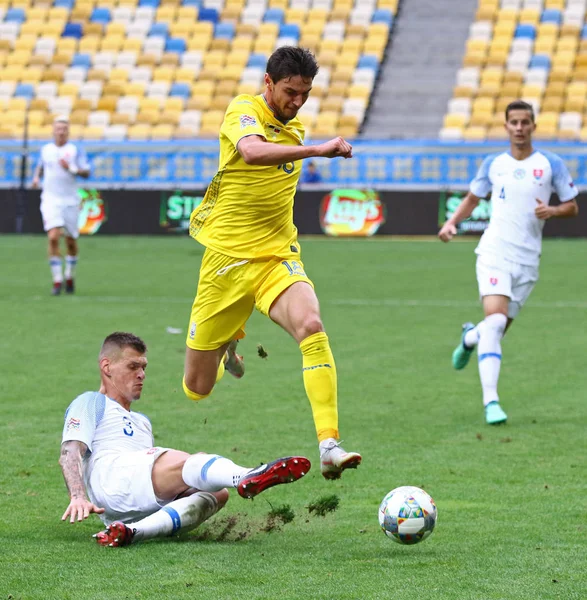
[0,235,586,600]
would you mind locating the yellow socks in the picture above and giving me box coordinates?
[299,331,339,441]
[183,360,226,401]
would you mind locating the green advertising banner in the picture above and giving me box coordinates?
[438,190,491,234]
[160,190,204,233]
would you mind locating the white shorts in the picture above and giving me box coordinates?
[40,202,80,238]
[476,253,539,319]
[87,447,169,525]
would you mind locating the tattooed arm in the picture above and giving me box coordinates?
[59,440,105,523]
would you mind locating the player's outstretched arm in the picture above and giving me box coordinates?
[237,135,352,166]
[59,440,104,523]
[438,192,481,242]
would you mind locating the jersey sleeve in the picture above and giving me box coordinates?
[74,145,91,172]
[469,155,495,198]
[221,96,266,148]
[549,153,579,202]
[62,391,106,452]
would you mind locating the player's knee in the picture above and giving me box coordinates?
[182,376,213,402]
[298,316,324,340]
[213,489,229,510]
[481,313,507,338]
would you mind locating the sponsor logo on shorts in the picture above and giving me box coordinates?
[146,447,159,455]
[189,321,197,339]
[66,417,81,431]
[240,114,257,129]
[513,169,525,180]
[490,277,498,285]
[533,169,543,180]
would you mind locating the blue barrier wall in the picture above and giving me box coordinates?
[2,140,587,190]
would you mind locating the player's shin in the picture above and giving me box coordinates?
[181,453,248,491]
[477,314,507,405]
[300,332,339,442]
[129,492,220,541]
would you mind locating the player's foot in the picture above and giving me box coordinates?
[51,282,62,296]
[65,279,75,294]
[485,401,507,425]
[237,456,311,499]
[452,322,476,370]
[225,339,244,379]
[94,522,135,547]
[319,439,362,480]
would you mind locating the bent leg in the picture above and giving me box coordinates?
[183,345,229,401]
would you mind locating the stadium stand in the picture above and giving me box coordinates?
[441,0,587,141]
[0,0,398,141]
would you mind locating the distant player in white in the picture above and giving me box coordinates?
[438,101,579,425]
[59,331,310,547]
[32,116,91,296]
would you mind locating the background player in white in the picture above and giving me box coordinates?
[438,100,579,425]
[32,116,91,296]
[60,331,310,547]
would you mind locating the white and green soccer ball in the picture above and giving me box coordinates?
[378,486,437,545]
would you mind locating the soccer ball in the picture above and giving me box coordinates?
[378,486,437,545]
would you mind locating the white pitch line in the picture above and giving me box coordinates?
[2,296,587,309]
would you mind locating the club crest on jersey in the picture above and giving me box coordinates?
[66,417,81,431]
[240,114,257,129]
[513,169,525,180]
[490,277,498,285]
[533,169,543,180]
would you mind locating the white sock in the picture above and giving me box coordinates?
[464,326,480,348]
[181,453,249,491]
[477,313,507,406]
[129,492,218,542]
[65,255,77,280]
[49,257,63,283]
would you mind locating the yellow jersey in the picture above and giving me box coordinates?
[189,94,305,259]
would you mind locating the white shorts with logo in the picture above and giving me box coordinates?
[40,200,80,238]
[87,447,169,525]
[476,253,539,319]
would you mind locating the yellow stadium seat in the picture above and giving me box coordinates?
[59,82,79,97]
[127,124,151,140]
[560,24,580,38]
[86,68,108,82]
[285,8,305,25]
[43,67,65,82]
[537,23,558,37]
[156,5,178,22]
[160,53,180,67]
[152,67,175,82]
[492,22,515,38]
[567,82,587,97]
[187,37,211,53]
[564,97,585,113]
[231,37,254,53]
[72,98,93,112]
[534,126,557,140]
[140,98,161,112]
[521,84,543,99]
[463,126,487,141]
[29,55,51,67]
[542,96,563,112]
[579,126,587,141]
[519,8,540,25]
[20,21,45,37]
[236,82,259,96]
[101,36,124,52]
[496,97,515,114]
[501,82,521,97]
[123,39,143,53]
[29,98,49,112]
[159,111,181,126]
[174,67,196,83]
[111,113,133,126]
[109,68,129,83]
[268,0,287,8]
[177,6,198,21]
[78,38,100,54]
[225,51,249,69]
[28,6,49,20]
[443,113,468,129]
[221,6,241,20]
[21,67,43,84]
[6,51,31,67]
[192,22,214,38]
[463,53,486,68]
[163,97,183,112]
[544,0,565,8]
[210,95,231,111]
[135,110,159,125]
[486,125,508,140]
[103,82,126,97]
[150,124,174,140]
[170,22,195,38]
[70,110,89,125]
[96,96,118,112]
[136,55,157,68]
[71,6,92,21]
[186,96,211,111]
[537,111,559,127]
[14,36,36,52]
[215,79,237,97]
[106,23,127,37]
[253,38,275,55]
[476,84,500,99]
[56,38,77,54]
[469,112,493,127]
[346,84,370,100]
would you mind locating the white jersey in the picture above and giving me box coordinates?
[62,391,154,481]
[38,142,90,206]
[470,150,578,267]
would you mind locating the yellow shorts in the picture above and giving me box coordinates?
[186,249,314,351]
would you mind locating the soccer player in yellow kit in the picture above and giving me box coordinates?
[182,46,361,480]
